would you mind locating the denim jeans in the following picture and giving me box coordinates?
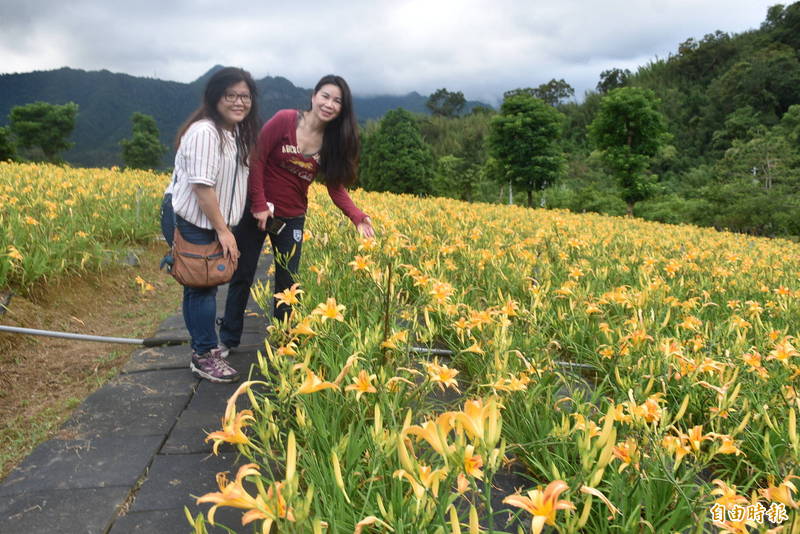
[219,206,305,347]
[175,216,220,355]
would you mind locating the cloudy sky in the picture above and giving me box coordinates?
[0,0,779,104]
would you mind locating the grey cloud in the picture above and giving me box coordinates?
[0,0,779,102]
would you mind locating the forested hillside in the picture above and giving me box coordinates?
[0,66,482,167]
[358,2,800,237]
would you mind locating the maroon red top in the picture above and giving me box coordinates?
[248,109,367,225]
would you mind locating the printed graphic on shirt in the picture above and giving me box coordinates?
[279,145,320,182]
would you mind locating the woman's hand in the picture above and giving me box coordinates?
[253,210,270,231]
[218,228,240,260]
[357,217,375,238]
[253,203,274,231]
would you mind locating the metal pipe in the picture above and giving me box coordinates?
[0,325,185,346]
[409,345,597,370]
[409,346,454,356]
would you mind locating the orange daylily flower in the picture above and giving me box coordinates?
[290,317,316,337]
[297,369,339,394]
[662,434,692,467]
[430,281,455,304]
[613,437,640,472]
[462,341,485,354]
[760,475,799,509]
[205,381,265,455]
[711,479,748,508]
[393,464,447,500]
[380,329,408,350]
[196,464,294,528]
[312,297,345,322]
[424,359,460,392]
[405,413,456,456]
[713,435,744,456]
[274,283,303,308]
[348,254,372,271]
[767,337,799,365]
[463,444,484,479]
[685,425,711,452]
[206,410,255,455]
[502,480,575,534]
[344,369,378,400]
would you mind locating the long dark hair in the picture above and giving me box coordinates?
[176,67,259,165]
[311,75,360,187]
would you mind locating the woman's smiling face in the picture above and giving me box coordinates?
[217,81,252,129]
[310,83,343,122]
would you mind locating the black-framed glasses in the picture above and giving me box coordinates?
[223,92,252,104]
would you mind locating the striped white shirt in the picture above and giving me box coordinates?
[166,119,248,230]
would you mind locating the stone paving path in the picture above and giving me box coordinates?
[0,259,272,534]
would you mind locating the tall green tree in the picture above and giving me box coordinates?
[426,88,466,117]
[589,87,670,215]
[360,108,435,195]
[597,68,631,94]
[417,112,495,202]
[504,79,575,107]
[488,94,565,206]
[0,127,16,162]
[9,101,79,162]
[120,112,166,169]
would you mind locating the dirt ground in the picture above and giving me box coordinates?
[0,240,183,478]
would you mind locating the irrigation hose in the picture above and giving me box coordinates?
[0,325,186,347]
[408,345,596,369]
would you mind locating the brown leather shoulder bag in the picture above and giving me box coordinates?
[170,228,237,288]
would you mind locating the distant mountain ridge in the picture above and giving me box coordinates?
[0,66,487,167]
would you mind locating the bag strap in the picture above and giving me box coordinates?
[226,138,239,227]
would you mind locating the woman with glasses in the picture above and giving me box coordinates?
[161,67,259,383]
[218,74,374,354]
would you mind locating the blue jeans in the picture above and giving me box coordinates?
[219,206,304,347]
[175,214,221,355]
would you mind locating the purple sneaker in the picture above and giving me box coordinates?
[190,351,239,383]
[215,344,231,359]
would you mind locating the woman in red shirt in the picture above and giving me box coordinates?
[219,75,374,353]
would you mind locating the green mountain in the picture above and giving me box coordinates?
[0,66,486,167]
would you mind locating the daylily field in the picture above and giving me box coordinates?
[3,163,800,533]
[0,162,163,292]
[197,184,800,534]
